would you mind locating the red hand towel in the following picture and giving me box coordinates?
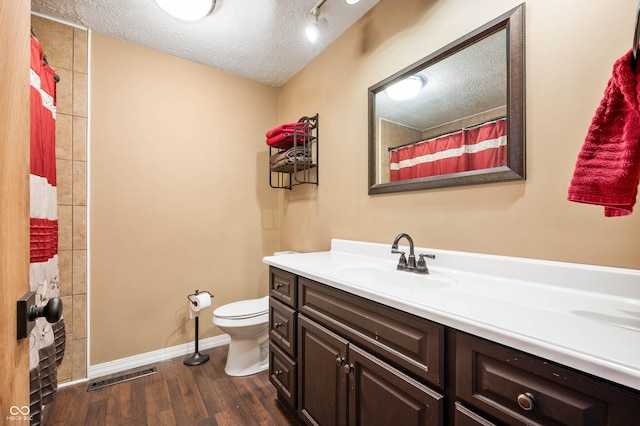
[568,49,640,217]
[266,122,308,138]
[266,131,306,149]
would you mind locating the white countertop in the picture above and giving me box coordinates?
[263,239,640,391]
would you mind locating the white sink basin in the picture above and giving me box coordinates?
[336,264,454,290]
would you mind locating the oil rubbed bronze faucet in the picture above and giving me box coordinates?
[391,233,435,274]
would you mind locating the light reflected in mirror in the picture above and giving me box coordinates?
[368,4,525,194]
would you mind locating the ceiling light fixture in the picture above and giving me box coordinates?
[154,0,216,21]
[385,75,427,101]
[306,0,328,43]
[345,0,362,4]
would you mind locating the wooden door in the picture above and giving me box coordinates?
[298,314,349,426]
[347,344,444,426]
[0,0,32,421]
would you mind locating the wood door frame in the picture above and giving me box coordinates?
[0,0,32,420]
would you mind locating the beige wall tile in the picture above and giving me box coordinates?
[73,116,87,161]
[72,295,86,339]
[73,29,88,74]
[58,205,72,251]
[31,15,73,70]
[55,113,72,160]
[73,160,87,205]
[72,338,87,381]
[55,68,73,115]
[72,250,87,295]
[58,250,72,297]
[72,206,87,249]
[73,71,87,117]
[56,159,72,205]
[61,296,73,334]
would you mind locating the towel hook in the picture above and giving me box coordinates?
[632,1,640,71]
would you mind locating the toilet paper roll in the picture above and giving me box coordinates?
[188,293,211,319]
[191,293,211,311]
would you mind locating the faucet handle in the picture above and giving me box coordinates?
[395,251,408,270]
[415,253,435,274]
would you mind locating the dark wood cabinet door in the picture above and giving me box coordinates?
[298,314,349,426]
[347,344,443,426]
[453,402,497,426]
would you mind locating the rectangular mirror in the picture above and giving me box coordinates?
[368,4,525,194]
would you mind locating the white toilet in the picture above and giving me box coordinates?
[212,295,269,376]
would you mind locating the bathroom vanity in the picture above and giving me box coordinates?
[264,240,640,425]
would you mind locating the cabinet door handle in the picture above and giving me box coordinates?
[274,369,282,376]
[274,283,283,289]
[335,356,345,367]
[517,392,535,411]
[343,363,354,374]
[274,322,282,328]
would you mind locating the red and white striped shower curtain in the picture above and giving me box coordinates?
[390,118,507,181]
[29,34,65,425]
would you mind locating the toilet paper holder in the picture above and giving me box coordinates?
[187,289,213,306]
[184,289,214,366]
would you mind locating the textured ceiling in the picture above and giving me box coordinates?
[376,29,507,131]
[31,0,380,87]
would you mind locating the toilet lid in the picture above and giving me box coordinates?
[214,296,269,319]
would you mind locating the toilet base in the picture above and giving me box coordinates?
[224,334,269,376]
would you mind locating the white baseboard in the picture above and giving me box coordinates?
[85,334,230,380]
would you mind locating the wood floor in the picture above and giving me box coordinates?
[43,345,302,425]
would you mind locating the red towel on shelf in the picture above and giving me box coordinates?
[266,131,307,149]
[266,122,308,138]
[567,49,640,217]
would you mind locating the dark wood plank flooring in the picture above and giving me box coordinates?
[43,345,301,425]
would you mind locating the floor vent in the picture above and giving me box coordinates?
[87,366,157,392]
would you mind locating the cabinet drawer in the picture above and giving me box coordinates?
[299,277,443,387]
[456,332,640,426]
[270,267,297,308]
[269,297,296,358]
[269,343,297,409]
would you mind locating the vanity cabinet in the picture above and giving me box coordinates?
[268,266,640,425]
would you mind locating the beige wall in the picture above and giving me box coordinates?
[278,0,640,269]
[90,34,280,364]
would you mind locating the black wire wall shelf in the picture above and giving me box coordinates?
[269,114,319,190]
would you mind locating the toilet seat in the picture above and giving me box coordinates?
[213,296,268,320]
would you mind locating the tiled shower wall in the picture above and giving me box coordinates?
[31,15,88,383]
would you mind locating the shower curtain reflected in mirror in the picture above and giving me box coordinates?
[29,32,65,426]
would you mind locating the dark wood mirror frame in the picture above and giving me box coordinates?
[368,4,525,195]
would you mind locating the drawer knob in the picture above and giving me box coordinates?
[274,283,283,289]
[274,369,282,376]
[274,322,282,328]
[517,392,535,411]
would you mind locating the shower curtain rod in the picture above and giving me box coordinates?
[388,115,507,152]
